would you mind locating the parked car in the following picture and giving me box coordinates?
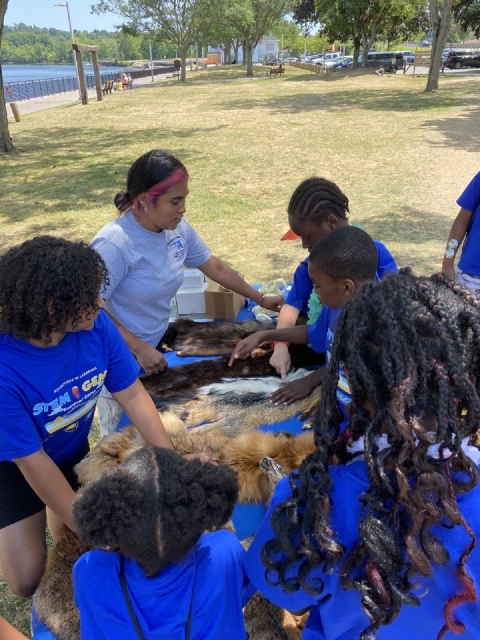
[357,50,410,72]
[284,57,301,62]
[445,51,480,69]
[333,56,353,68]
[264,57,283,65]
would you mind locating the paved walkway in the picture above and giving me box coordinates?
[6,72,179,119]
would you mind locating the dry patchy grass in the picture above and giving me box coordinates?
[1,65,480,282]
[1,63,480,636]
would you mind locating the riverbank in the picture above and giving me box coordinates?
[5,69,184,119]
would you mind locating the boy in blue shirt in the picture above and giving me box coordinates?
[0,236,193,599]
[229,226,379,418]
[272,177,397,380]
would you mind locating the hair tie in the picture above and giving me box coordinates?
[114,190,133,213]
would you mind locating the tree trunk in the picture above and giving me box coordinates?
[223,42,232,64]
[241,40,247,65]
[425,0,454,92]
[352,36,361,69]
[180,46,188,81]
[233,41,240,64]
[0,0,15,153]
[245,41,254,76]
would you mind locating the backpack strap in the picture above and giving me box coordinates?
[120,555,146,640]
[120,554,194,639]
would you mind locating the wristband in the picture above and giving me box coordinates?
[272,341,290,349]
[258,294,266,305]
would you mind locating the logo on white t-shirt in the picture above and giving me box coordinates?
[167,236,185,260]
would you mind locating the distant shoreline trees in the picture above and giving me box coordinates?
[1,23,179,64]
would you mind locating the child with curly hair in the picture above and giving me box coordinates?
[244,270,480,639]
[272,177,397,380]
[0,236,185,599]
[72,446,252,639]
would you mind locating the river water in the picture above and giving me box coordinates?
[1,64,128,84]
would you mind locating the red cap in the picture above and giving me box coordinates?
[280,229,300,241]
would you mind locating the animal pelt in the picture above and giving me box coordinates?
[34,527,87,640]
[76,414,316,505]
[159,318,277,356]
[140,345,325,402]
[181,374,322,437]
[244,592,307,640]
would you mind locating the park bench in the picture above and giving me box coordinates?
[268,66,285,78]
[102,80,114,95]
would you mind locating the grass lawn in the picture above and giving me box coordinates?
[1,63,480,635]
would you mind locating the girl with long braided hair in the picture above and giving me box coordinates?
[271,176,397,384]
[244,269,480,639]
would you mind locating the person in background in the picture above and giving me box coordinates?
[244,270,480,639]
[91,149,284,435]
[375,65,385,76]
[442,171,480,294]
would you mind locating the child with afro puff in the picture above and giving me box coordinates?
[72,446,253,639]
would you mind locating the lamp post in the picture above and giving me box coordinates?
[54,2,81,99]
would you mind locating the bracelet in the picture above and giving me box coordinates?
[272,341,290,349]
[258,294,266,305]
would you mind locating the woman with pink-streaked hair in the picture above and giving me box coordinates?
[91,150,284,435]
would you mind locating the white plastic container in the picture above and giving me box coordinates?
[176,281,208,315]
[180,268,205,290]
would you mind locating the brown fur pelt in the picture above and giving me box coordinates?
[183,384,321,437]
[76,413,316,505]
[159,318,276,356]
[141,345,325,403]
[35,527,87,640]
[244,592,307,640]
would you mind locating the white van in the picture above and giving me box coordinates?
[312,52,342,66]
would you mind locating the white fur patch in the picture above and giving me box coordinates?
[197,368,311,396]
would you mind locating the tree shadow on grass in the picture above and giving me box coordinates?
[420,106,480,154]
[219,81,480,115]
[0,123,221,226]
[363,204,451,274]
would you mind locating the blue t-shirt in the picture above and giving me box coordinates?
[0,311,139,464]
[286,241,398,314]
[73,530,253,640]
[286,260,311,315]
[457,172,480,277]
[244,465,480,640]
[307,307,350,429]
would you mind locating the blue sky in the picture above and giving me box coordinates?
[5,0,121,32]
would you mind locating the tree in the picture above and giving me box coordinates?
[425,0,454,91]
[0,0,16,153]
[453,0,480,38]
[92,0,215,81]
[228,0,291,76]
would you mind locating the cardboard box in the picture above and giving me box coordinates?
[180,268,205,290]
[176,282,208,315]
[204,282,245,320]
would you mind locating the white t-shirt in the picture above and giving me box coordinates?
[91,212,211,347]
